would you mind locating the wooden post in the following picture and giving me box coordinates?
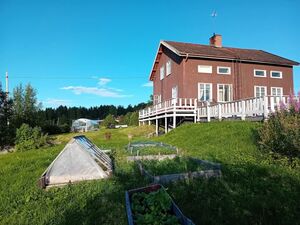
[173,114,176,129]
[263,96,269,119]
[206,102,211,122]
[148,120,151,125]
[155,119,158,135]
[241,100,246,120]
[270,96,274,112]
[217,103,222,121]
[165,116,168,133]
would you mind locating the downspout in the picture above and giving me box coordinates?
[183,53,189,99]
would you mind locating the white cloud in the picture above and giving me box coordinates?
[61,86,131,98]
[98,78,111,86]
[142,82,153,87]
[43,98,72,107]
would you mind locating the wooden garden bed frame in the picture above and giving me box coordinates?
[137,157,222,184]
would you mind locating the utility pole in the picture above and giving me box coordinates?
[5,71,9,98]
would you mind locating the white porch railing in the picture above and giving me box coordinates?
[139,98,197,119]
[139,95,299,122]
[197,95,298,121]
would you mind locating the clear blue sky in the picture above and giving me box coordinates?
[0,0,299,108]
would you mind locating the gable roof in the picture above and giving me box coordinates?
[149,40,299,80]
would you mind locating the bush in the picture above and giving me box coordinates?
[15,124,48,151]
[258,95,300,162]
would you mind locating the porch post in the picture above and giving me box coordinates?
[173,113,176,129]
[241,100,246,120]
[218,103,222,121]
[155,119,158,135]
[263,96,269,120]
[165,116,168,133]
[206,101,211,122]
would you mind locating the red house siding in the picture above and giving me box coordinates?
[153,47,295,103]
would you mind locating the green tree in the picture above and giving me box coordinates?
[0,86,14,148]
[102,114,116,128]
[24,84,39,126]
[129,111,139,126]
[12,83,39,128]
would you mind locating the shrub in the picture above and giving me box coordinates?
[15,124,48,151]
[258,94,300,162]
[102,114,116,128]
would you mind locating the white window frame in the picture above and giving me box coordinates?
[172,85,178,99]
[198,83,212,102]
[270,70,282,79]
[166,60,171,76]
[217,84,233,102]
[160,65,165,80]
[217,66,231,75]
[271,87,283,96]
[198,65,212,74]
[254,69,267,77]
[254,86,267,97]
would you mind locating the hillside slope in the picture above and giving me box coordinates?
[0,122,299,225]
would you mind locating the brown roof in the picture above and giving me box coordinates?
[163,40,299,66]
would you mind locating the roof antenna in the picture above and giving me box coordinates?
[211,10,217,34]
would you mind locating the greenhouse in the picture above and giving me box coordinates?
[71,118,99,132]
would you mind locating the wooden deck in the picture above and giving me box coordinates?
[139,95,296,135]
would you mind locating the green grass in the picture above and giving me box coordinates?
[141,157,208,176]
[0,122,299,225]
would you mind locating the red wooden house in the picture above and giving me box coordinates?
[140,34,299,134]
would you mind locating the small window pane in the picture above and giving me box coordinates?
[218,67,230,74]
[166,60,171,76]
[255,70,266,77]
[198,65,212,73]
[160,66,165,80]
[271,71,282,78]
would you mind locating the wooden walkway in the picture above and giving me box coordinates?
[139,95,296,135]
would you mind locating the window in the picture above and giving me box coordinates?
[172,86,178,99]
[270,71,282,79]
[217,66,231,75]
[254,69,266,77]
[198,83,212,101]
[271,87,283,96]
[154,95,161,104]
[254,86,267,97]
[198,65,212,74]
[160,66,165,80]
[166,60,171,76]
[218,84,232,102]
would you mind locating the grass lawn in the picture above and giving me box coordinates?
[0,122,299,225]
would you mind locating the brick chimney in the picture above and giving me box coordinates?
[209,34,222,48]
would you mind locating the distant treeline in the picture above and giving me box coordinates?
[37,102,149,126]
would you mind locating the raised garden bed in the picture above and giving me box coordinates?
[137,157,222,184]
[125,184,195,225]
[126,141,178,156]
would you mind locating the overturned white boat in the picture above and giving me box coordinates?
[39,135,113,188]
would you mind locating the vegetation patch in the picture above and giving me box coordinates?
[131,189,181,225]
